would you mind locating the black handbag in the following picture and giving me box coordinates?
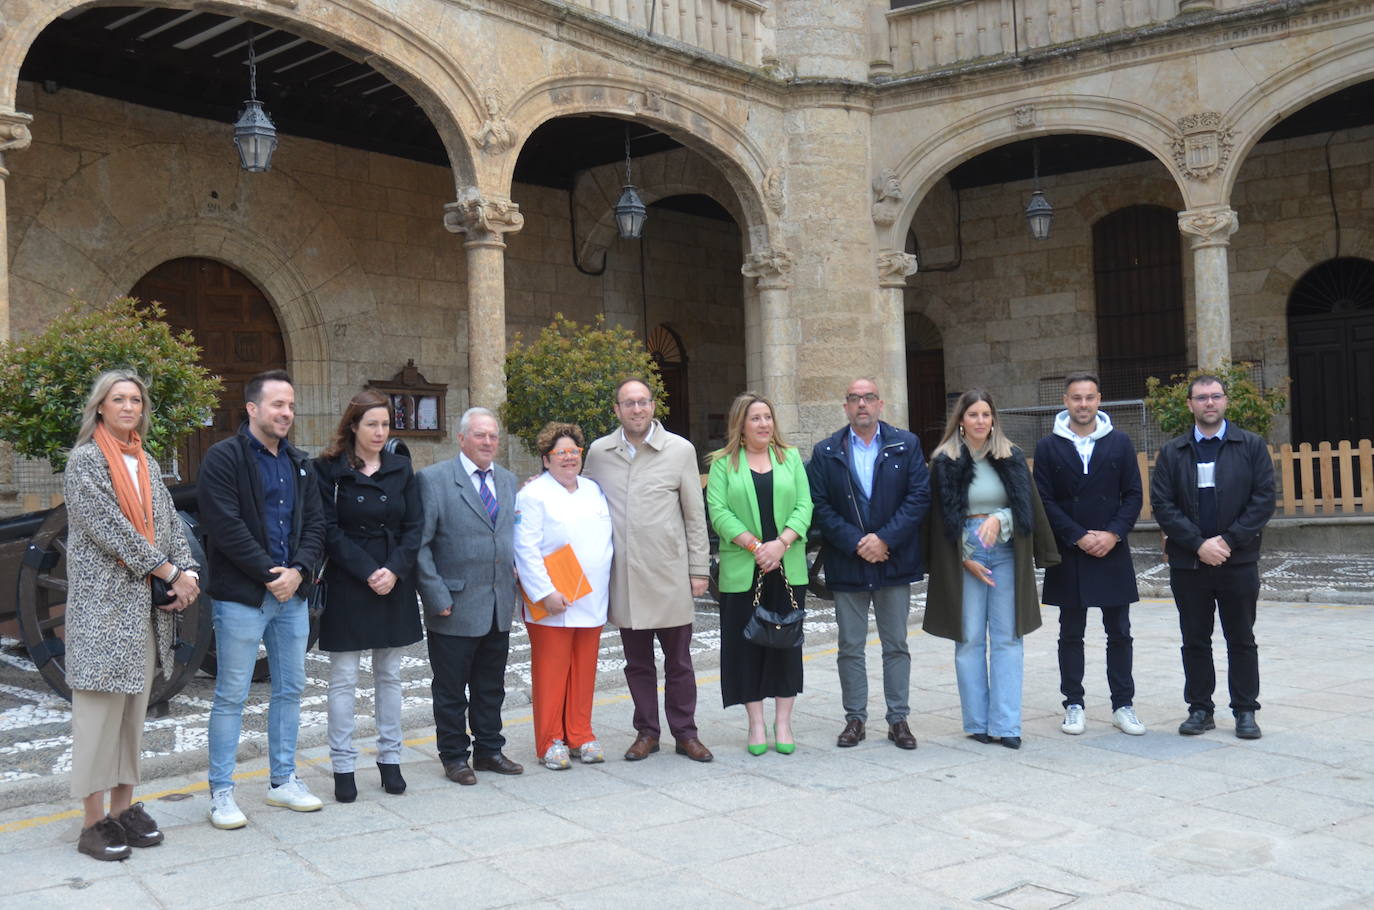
[150,575,175,607]
[742,569,805,650]
[309,480,338,619]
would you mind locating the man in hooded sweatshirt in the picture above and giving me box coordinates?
[1033,372,1145,736]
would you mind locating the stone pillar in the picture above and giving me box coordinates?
[876,250,918,428]
[1178,205,1238,370]
[740,248,797,431]
[443,188,524,411]
[0,111,34,344]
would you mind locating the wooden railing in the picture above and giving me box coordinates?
[882,0,1259,75]
[1132,439,1374,521]
[567,0,772,67]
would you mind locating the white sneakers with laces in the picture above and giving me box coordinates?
[208,788,247,829]
[265,774,324,812]
[1061,704,1086,735]
[1113,705,1147,735]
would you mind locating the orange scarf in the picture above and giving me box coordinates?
[94,421,155,547]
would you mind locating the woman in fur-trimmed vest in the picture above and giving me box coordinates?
[922,388,1059,749]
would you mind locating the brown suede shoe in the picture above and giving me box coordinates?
[888,720,918,750]
[836,718,866,747]
[624,732,661,761]
[116,802,165,847]
[473,753,524,775]
[674,738,714,762]
[444,760,477,785]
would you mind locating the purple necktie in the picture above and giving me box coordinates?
[476,469,499,523]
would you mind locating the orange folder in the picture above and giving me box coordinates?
[520,543,593,621]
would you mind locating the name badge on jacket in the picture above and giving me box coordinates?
[1196,462,1216,489]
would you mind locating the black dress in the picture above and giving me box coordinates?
[313,451,423,652]
[719,469,805,707]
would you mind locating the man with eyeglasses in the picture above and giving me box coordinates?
[582,377,714,762]
[807,378,930,750]
[1150,374,1275,740]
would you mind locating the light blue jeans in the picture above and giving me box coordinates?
[328,648,404,772]
[208,592,309,791]
[955,518,1023,738]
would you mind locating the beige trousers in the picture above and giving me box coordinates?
[69,623,156,799]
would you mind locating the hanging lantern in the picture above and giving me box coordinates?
[232,27,277,173]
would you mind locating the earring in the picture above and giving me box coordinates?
[958,426,965,436]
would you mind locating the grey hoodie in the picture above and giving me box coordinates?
[1052,409,1115,474]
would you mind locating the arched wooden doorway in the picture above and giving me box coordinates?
[130,258,287,481]
[649,324,690,439]
[1288,257,1374,446]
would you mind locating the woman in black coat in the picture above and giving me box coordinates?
[314,389,422,802]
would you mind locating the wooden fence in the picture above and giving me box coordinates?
[1130,439,1373,521]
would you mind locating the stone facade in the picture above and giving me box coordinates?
[0,0,1371,508]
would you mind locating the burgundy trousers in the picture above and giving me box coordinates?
[619,623,699,741]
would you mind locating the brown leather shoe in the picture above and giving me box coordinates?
[836,718,866,747]
[473,753,524,775]
[674,738,714,762]
[444,760,477,785]
[888,720,918,750]
[624,732,661,761]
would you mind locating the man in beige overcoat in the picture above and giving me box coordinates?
[582,377,713,762]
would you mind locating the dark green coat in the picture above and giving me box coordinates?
[921,445,1061,642]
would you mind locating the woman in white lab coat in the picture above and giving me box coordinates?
[514,422,613,770]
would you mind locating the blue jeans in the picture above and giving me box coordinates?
[208,592,309,791]
[955,518,1022,737]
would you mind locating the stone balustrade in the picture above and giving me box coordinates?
[882,0,1254,75]
[569,0,771,67]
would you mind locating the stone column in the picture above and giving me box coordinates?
[0,111,34,344]
[740,248,797,430]
[876,250,918,428]
[443,189,524,410]
[1178,205,1238,370]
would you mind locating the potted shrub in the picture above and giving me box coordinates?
[1144,362,1287,439]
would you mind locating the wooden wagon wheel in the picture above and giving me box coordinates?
[15,506,214,707]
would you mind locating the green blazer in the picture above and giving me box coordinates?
[707,446,813,593]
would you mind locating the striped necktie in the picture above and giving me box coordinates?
[476,468,499,523]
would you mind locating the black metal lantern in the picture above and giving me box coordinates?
[232,28,277,172]
[614,128,646,239]
[1025,143,1053,240]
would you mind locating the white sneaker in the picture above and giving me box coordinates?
[578,740,605,764]
[542,740,572,771]
[1061,704,1086,735]
[1113,706,1147,736]
[265,774,324,812]
[208,788,247,829]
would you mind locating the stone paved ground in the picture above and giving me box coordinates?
[0,590,1372,909]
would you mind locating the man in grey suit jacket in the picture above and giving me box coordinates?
[416,408,524,784]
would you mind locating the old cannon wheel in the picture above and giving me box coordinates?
[15,505,213,707]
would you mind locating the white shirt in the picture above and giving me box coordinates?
[459,451,497,499]
[122,454,141,493]
[514,472,613,628]
[619,422,655,460]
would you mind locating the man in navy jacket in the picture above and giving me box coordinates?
[1150,374,1275,740]
[1034,372,1144,738]
[807,378,930,750]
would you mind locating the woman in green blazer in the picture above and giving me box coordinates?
[707,392,813,755]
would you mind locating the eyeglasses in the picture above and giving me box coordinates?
[550,446,584,458]
[1190,394,1226,403]
[845,393,879,404]
[617,398,654,410]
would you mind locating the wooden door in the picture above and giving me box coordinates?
[1288,257,1374,446]
[130,258,287,482]
[907,348,946,459]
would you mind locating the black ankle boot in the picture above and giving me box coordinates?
[333,771,357,803]
[378,762,406,795]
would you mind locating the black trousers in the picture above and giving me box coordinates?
[1169,563,1261,714]
[1058,605,1134,710]
[427,623,510,764]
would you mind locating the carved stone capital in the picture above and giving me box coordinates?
[741,248,794,290]
[0,110,33,179]
[1171,111,1233,180]
[444,189,524,245]
[1178,206,1238,249]
[877,250,918,287]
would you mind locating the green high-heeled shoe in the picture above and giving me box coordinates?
[747,725,768,755]
[773,725,795,755]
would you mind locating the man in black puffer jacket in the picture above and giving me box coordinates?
[1150,374,1275,741]
[807,378,930,751]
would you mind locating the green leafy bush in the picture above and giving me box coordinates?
[0,297,222,472]
[501,314,666,453]
[1144,362,1287,438]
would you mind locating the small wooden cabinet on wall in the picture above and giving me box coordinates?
[368,360,447,437]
